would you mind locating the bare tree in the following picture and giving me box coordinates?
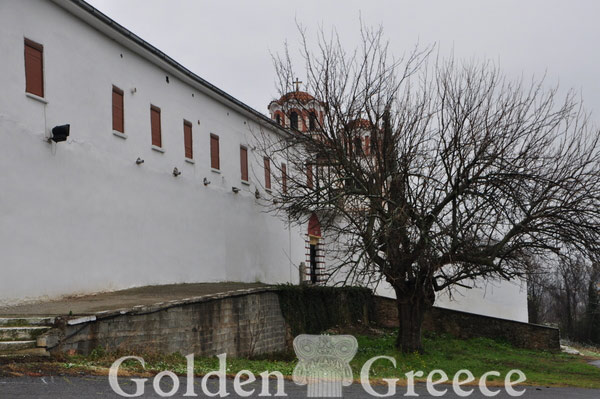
[554,255,591,338]
[525,253,600,343]
[585,266,600,343]
[256,25,600,352]
[526,257,552,325]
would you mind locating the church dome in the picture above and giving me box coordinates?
[272,91,317,106]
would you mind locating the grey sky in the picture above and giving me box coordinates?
[86,0,600,122]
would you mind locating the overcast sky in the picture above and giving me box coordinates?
[86,0,600,123]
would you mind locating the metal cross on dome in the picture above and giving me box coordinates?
[293,78,303,92]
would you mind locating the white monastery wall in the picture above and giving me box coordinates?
[321,226,528,323]
[0,0,304,305]
[0,0,528,324]
[374,279,528,323]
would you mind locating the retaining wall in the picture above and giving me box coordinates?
[43,287,560,356]
[47,289,287,357]
[373,296,560,351]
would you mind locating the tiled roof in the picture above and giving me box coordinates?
[273,91,317,105]
[348,118,373,129]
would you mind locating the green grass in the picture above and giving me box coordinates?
[351,332,600,388]
[60,331,600,389]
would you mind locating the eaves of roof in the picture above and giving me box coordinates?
[50,0,291,137]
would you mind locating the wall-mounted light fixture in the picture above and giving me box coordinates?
[136,157,144,165]
[203,178,211,186]
[130,87,137,94]
[173,167,181,177]
[49,124,70,143]
[232,187,240,194]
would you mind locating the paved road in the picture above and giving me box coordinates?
[1,376,599,398]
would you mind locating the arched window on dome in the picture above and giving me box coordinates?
[275,113,281,125]
[309,111,317,131]
[290,111,299,130]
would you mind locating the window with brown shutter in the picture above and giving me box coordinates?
[264,157,271,190]
[210,134,220,170]
[184,120,193,159]
[240,146,248,182]
[24,39,44,97]
[306,162,313,189]
[282,163,287,194]
[112,86,124,133]
[150,105,162,147]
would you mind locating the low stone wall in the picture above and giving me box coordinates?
[276,285,373,346]
[373,296,560,351]
[46,289,287,357]
[42,287,560,356]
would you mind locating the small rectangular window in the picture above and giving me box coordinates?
[264,157,271,190]
[282,163,287,194]
[24,39,44,97]
[240,146,249,182]
[112,86,124,133]
[210,134,220,170]
[306,162,313,189]
[150,105,162,147]
[184,120,193,159]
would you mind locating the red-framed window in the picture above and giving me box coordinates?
[264,157,271,190]
[210,134,220,170]
[112,86,124,133]
[240,146,249,181]
[184,120,193,159]
[150,105,162,147]
[282,163,287,194]
[24,39,44,97]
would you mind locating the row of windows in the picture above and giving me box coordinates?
[274,110,318,131]
[24,38,296,192]
[114,85,288,190]
[112,85,195,159]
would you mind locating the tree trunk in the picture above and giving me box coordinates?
[393,287,433,353]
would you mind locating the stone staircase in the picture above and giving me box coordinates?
[0,317,54,357]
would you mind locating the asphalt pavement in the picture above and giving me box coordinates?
[1,376,599,398]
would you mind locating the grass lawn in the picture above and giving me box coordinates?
[5,330,600,389]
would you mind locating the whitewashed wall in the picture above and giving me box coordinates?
[0,0,528,323]
[319,217,528,323]
[0,0,305,306]
[371,279,528,323]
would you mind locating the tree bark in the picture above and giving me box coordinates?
[395,293,432,353]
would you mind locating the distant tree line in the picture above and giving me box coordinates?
[528,255,600,344]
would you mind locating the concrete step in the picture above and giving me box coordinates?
[0,347,50,359]
[0,317,55,327]
[0,340,36,352]
[0,326,51,341]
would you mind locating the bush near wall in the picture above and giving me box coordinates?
[276,286,559,352]
[275,285,373,337]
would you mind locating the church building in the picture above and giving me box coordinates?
[0,0,528,323]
